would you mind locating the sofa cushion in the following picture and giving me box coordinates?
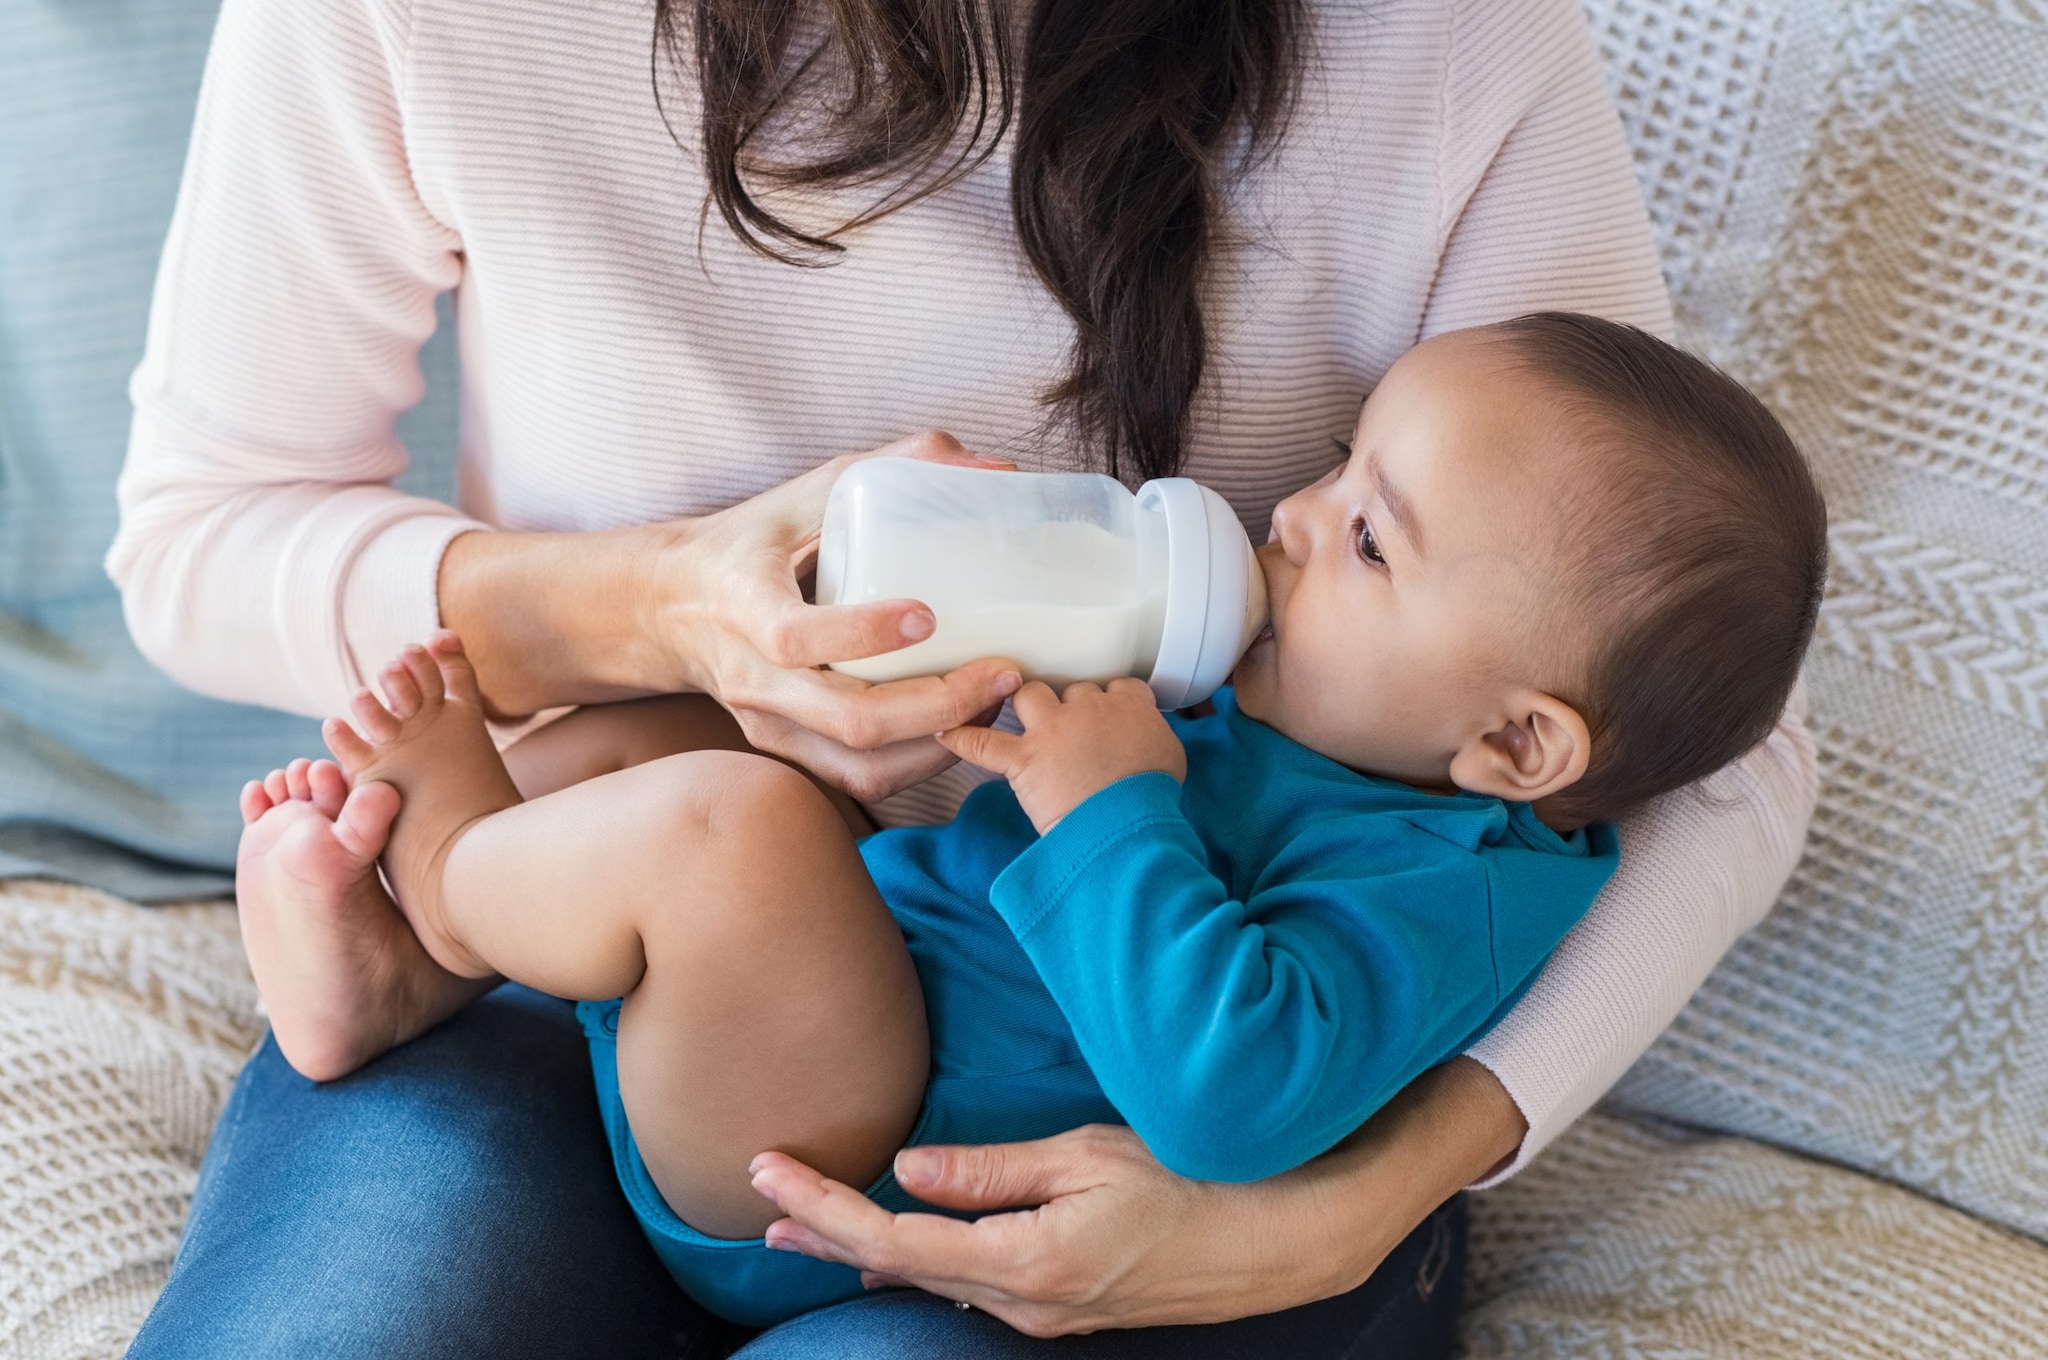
[1464,1108,2048,1359]
[0,883,259,1357]
[1581,0,2048,1245]
[0,0,459,901]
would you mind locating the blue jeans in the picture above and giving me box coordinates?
[129,985,1466,1358]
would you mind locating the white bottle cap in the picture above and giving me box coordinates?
[1137,478,1270,709]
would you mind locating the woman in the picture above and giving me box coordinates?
[109,0,1817,1353]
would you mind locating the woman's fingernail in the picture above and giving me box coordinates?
[764,1233,795,1253]
[993,671,1022,698]
[900,612,934,642]
[747,1157,765,1177]
[896,1146,942,1185]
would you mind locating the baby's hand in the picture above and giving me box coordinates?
[937,679,1187,834]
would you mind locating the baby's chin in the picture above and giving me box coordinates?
[1225,647,1265,702]
[1224,654,1283,729]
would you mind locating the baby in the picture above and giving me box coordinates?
[233,312,1826,1326]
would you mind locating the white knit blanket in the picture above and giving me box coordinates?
[0,884,259,1358]
[4,0,2047,1355]
[1579,0,2048,1242]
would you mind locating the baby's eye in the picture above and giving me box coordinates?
[1354,516,1386,567]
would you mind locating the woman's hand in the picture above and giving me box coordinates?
[747,1057,1527,1337]
[441,430,1025,802]
[649,430,1026,801]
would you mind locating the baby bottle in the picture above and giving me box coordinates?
[813,457,1268,708]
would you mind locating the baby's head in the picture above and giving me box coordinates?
[1231,312,1826,827]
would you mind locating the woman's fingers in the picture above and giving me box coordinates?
[859,428,1015,474]
[737,660,1021,755]
[746,432,1010,539]
[745,596,936,671]
[747,721,964,806]
[752,1155,1009,1284]
[888,1130,1120,1212]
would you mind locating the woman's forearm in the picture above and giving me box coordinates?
[1269,1057,1524,1299]
[437,522,689,718]
[436,438,1026,801]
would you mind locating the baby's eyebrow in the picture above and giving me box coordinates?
[1369,455,1426,559]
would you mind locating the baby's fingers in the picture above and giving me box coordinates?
[936,724,1026,775]
[1010,680,1062,727]
[1105,676,1156,704]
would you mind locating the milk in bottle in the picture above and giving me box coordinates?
[813,458,1267,708]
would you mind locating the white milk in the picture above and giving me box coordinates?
[826,517,1165,686]
[816,458,1265,708]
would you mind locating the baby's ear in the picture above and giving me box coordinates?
[1448,692,1590,805]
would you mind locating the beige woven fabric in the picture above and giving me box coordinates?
[0,884,257,1359]
[1576,0,2048,1242]
[1459,0,2048,1352]
[1464,1110,2048,1359]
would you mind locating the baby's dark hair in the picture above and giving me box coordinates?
[1492,312,1828,826]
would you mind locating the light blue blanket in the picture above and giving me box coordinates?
[0,0,459,899]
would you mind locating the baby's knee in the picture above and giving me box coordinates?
[648,750,834,852]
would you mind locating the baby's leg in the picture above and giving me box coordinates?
[327,634,928,1240]
[233,759,493,1081]
[236,689,848,1081]
[499,694,872,833]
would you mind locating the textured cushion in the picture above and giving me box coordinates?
[0,0,458,902]
[1464,1109,2048,1359]
[1574,0,2048,1247]
[0,884,258,1358]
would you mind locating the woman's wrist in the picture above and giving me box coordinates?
[438,520,693,717]
[1260,1057,1526,1300]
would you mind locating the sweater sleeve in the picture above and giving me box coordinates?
[989,773,1506,1185]
[104,0,485,717]
[1465,679,1817,1184]
[1415,0,1817,1182]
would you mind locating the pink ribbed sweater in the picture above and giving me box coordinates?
[106,0,1817,1178]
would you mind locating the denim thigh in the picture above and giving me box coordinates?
[131,980,1464,1359]
[128,984,740,1360]
[729,1193,1467,1360]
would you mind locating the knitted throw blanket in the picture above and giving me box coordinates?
[1579,0,2048,1242]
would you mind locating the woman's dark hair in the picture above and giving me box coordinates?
[653,0,1304,483]
[1494,313,1829,826]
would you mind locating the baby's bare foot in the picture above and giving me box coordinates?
[323,631,522,979]
[235,757,455,1081]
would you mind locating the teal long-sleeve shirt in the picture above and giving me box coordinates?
[949,689,1618,1184]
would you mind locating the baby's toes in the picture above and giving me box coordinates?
[323,716,377,773]
[379,658,424,721]
[240,779,275,825]
[400,642,445,710]
[349,687,403,744]
[307,759,351,818]
[285,757,315,802]
[426,631,484,709]
[332,780,400,863]
[263,768,291,805]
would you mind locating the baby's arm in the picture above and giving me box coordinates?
[942,682,1512,1183]
[989,781,1493,1181]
